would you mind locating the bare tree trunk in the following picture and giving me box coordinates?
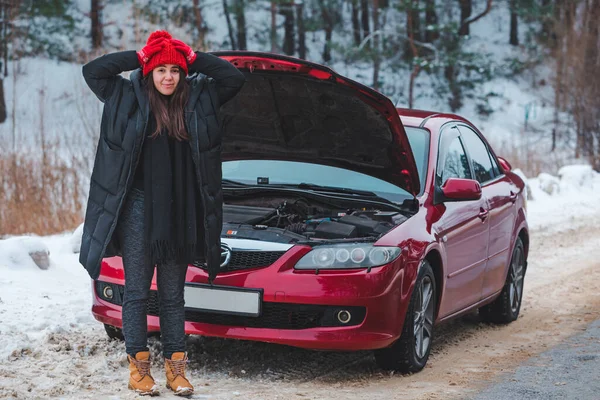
[11,58,16,151]
[270,0,277,52]
[297,2,306,58]
[0,0,8,123]
[407,1,421,108]
[319,0,333,62]
[192,0,207,50]
[223,0,237,49]
[360,0,370,44]
[560,0,579,158]
[424,0,438,42]
[458,0,472,36]
[234,0,247,50]
[582,0,600,163]
[2,0,8,77]
[91,0,102,49]
[351,0,361,46]
[404,0,421,59]
[458,0,492,36]
[280,3,295,55]
[540,0,552,44]
[553,41,564,151]
[0,78,6,123]
[444,61,462,111]
[509,0,519,46]
[372,0,380,90]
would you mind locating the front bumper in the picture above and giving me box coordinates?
[92,245,410,351]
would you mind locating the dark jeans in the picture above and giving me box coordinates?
[117,188,188,359]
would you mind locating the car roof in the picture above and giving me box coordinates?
[396,107,471,129]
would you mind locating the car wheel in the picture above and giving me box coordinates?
[374,260,436,373]
[479,237,526,324]
[104,324,124,340]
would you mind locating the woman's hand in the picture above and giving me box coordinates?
[171,39,197,64]
[137,38,166,66]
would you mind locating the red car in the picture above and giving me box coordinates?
[93,52,528,373]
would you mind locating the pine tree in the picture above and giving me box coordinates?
[0,0,78,125]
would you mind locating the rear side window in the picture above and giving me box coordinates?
[437,135,472,186]
[458,126,496,184]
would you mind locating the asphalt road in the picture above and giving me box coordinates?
[473,319,600,400]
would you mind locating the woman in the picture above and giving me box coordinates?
[80,31,245,396]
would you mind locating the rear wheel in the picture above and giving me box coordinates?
[104,324,124,340]
[479,237,526,324]
[374,260,436,373]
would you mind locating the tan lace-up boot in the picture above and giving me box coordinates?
[127,351,159,396]
[165,352,194,396]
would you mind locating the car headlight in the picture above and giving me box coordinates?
[294,244,401,270]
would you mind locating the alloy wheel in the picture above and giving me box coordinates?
[413,276,434,359]
[509,245,525,314]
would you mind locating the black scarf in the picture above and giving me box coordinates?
[142,115,204,266]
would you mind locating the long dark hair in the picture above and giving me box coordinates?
[144,70,190,141]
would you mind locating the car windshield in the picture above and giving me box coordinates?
[222,126,429,202]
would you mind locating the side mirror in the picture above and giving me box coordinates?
[497,156,512,172]
[442,178,482,201]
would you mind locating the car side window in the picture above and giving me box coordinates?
[489,151,501,176]
[458,126,496,184]
[437,134,472,186]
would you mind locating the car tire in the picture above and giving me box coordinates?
[104,324,125,341]
[374,260,436,373]
[479,237,526,324]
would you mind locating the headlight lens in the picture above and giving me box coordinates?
[295,244,401,270]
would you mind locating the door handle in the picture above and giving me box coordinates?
[478,208,489,221]
[509,191,517,203]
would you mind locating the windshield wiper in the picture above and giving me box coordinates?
[221,178,247,186]
[295,182,378,197]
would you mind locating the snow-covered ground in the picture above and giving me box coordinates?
[1,165,598,364]
[0,233,94,360]
[525,165,600,232]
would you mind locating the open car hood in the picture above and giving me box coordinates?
[213,51,420,196]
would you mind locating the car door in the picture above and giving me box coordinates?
[435,126,489,318]
[457,125,517,300]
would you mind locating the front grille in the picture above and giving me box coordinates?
[95,281,366,329]
[192,250,285,272]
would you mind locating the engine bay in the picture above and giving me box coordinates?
[222,194,413,244]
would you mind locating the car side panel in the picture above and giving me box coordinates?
[480,176,518,298]
[434,199,489,318]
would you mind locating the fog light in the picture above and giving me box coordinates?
[336,309,352,324]
[103,285,114,300]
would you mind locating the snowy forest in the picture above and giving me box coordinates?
[0,0,599,235]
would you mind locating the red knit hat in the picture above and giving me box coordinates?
[142,30,188,76]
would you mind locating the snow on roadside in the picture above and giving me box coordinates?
[0,232,96,360]
[526,164,600,233]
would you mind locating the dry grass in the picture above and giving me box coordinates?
[0,145,84,237]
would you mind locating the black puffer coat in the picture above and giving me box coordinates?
[79,50,245,281]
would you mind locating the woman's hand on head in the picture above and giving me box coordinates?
[171,39,197,64]
[137,38,166,66]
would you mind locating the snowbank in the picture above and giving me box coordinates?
[526,164,600,231]
[0,235,50,270]
[0,233,95,360]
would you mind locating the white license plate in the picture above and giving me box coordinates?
[184,284,262,317]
